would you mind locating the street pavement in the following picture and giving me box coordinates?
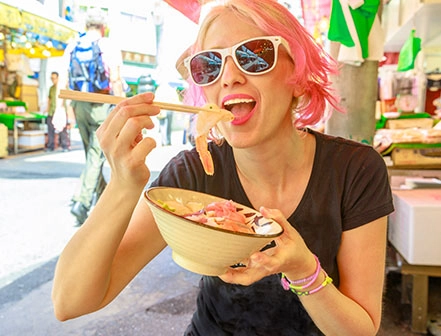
[0,129,201,336]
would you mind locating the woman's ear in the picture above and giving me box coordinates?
[176,45,192,80]
[291,96,299,110]
[293,85,304,98]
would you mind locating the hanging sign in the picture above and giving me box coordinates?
[0,3,21,28]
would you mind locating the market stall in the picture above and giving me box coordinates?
[0,1,78,154]
[375,91,441,334]
[376,1,441,333]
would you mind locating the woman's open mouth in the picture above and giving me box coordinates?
[223,98,256,125]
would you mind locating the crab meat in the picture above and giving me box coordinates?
[195,104,234,175]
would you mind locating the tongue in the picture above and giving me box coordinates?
[230,102,254,118]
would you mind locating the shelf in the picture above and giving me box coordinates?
[382,0,441,52]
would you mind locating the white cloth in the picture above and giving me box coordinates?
[52,106,67,133]
[336,0,384,66]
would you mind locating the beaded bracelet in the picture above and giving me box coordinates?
[280,254,333,296]
[280,254,321,291]
[281,270,333,296]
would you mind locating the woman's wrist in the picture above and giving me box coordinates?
[281,254,333,296]
[282,252,317,284]
[281,254,320,289]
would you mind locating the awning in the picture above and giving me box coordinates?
[0,1,78,60]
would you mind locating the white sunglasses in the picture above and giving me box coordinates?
[184,36,290,86]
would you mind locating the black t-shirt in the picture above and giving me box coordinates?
[150,129,394,335]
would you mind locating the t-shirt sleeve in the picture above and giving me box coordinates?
[341,147,394,231]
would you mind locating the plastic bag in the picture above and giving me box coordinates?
[397,29,421,72]
[52,106,67,133]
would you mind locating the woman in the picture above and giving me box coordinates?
[52,1,394,335]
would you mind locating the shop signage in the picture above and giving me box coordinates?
[0,1,77,59]
[0,3,21,29]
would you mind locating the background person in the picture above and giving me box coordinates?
[52,1,394,334]
[45,71,70,152]
[62,8,125,225]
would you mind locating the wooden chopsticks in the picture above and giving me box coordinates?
[58,90,223,114]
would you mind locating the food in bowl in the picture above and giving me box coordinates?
[145,187,284,276]
[158,199,255,234]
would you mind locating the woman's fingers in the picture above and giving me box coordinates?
[99,93,160,140]
[113,115,155,151]
[105,92,156,122]
[131,136,157,161]
[98,93,161,154]
[260,206,302,245]
[260,207,291,233]
[219,207,312,286]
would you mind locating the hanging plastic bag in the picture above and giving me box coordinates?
[397,29,421,72]
[52,106,67,133]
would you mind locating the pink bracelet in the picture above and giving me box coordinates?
[282,270,333,296]
[304,272,333,295]
[281,254,321,291]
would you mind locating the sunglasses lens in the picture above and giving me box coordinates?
[188,38,279,86]
[236,39,275,73]
[190,51,222,85]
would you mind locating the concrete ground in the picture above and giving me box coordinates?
[0,128,440,335]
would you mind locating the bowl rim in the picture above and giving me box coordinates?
[144,186,284,239]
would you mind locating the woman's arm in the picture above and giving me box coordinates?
[300,217,387,336]
[52,93,166,320]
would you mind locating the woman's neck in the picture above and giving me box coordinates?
[234,129,311,183]
[233,129,315,216]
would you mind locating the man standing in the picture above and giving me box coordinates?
[46,71,70,152]
[64,9,125,225]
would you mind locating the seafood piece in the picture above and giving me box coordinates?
[195,104,234,175]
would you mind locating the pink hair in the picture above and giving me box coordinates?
[183,0,341,128]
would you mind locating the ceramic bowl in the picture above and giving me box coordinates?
[144,187,283,276]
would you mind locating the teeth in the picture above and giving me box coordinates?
[224,98,254,106]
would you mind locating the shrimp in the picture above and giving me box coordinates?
[195,104,234,175]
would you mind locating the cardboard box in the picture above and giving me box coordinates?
[0,123,8,157]
[391,147,441,167]
[388,189,441,265]
[8,130,45,150]
[386,118,434,129]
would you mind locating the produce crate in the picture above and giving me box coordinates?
[386,118,433,129]
[376,112,433,129]
[8,130,45,150]
[382,143,441,168]
[391,147,441,167]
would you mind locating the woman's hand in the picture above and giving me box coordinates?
[97,92,160,190]
[219,207,316,285]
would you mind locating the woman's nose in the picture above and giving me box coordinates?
[220,56,245,87]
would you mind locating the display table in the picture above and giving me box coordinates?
[0,100,27,113]
[393,251,441,333]
[387,172,441,333]
[0,112,46,154]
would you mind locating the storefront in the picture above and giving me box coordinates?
[0,0,78,154]
[0,0,78,102]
